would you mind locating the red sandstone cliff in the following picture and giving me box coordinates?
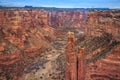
[86,10,120,39]
[78,47,86,80]
[0,8,120,80]
[65,31,120,80]
[65,32,77,80]
[0,9,56,80]
[85,45,120,80]
[48,10,120,40]
[48,11,84,28]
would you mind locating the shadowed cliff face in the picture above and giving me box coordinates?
[48,11,86,28]
[49,10,120,40]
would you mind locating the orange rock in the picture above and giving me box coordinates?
[0,9,56,79]
[66,32,77,80]
[78,47,86,80]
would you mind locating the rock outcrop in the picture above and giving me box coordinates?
[65,32,86,80]
[81,32,120,80]
[0,9,56,80]
[48,10,120,40]
[48,11,86,28]
[65,32,77,80]
[78,47,86,80]
[86,45,120,80]
[65,31,120,80]
[86,10,120,39]
[0,8,120,80]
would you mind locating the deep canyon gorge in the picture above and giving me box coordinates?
[0,8,120,80]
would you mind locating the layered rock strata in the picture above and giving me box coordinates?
[65,32,77,80]
[48,10,120,40]
[78,47,86,80]
[0,9,56,80]
[65,32,86,80]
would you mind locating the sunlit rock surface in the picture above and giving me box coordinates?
[0,9,56,80]
[0,8,120,80]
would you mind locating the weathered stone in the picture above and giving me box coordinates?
[78,47,86,80]
[65,32,77,80]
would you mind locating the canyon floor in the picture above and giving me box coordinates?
[21,28,120,80]
[21,31,67,80]
[0,9,120,80]
[0,27,120,80]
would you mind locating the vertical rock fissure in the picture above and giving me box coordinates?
[65,31,86,80]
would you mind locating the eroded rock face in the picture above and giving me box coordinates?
[65,32,86,80]
[48,11,86,28]
[0,9,56,50]
[0,8,120,80]
[0,9,56,80]
[65,32,77,80]
[49,10,120,40]
[78,47,86,80]
[86,10,120,39]
[65,31,120,80]
[86,45,120,80]
[81,32,120,80]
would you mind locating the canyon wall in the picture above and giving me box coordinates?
[0,9,56,80]
[65,31,120,80]
[0,9,56,50]
[48,11,86,28]
[0,8,120,80]
[86,10,120,39]
[86,45,120,80]
[48,10,120,40]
